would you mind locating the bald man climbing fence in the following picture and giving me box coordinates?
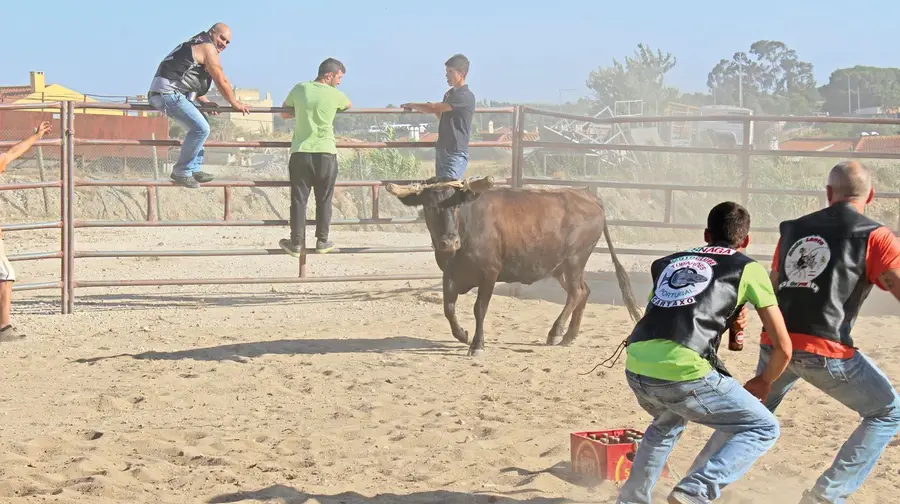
[693,160,900,504]
[147,22,250,189]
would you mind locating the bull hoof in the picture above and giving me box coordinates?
[453,330,469,344]
[546,336,563,346]
[559,337,576,347]
[467,347,485,357]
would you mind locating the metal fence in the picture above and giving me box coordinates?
[3,101,900,314]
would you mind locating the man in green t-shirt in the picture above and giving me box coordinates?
[278,58,352,256]
[616,202,793,504]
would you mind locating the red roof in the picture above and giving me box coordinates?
[854,135,900,154]
[0,85,33,103]
[779,138,855,152]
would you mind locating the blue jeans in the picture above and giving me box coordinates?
[617,369,780,504]
[435,148,468,179]
[148,92,210,177]
[692,345,900,504]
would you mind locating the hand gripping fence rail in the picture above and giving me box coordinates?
[2,101,900,314]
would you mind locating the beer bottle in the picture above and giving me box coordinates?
[728,325,744,351]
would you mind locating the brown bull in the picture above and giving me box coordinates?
[386,176,643,356]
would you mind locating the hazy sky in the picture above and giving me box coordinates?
[2,0,896,106]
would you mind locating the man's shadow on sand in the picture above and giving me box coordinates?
[71,336,464,364]
[207,484,582,503]
[207,463,612,504]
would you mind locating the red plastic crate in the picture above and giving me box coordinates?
[570,428,670,482]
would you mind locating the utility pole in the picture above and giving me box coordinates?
[848,74,852,115]
[738,61,744,108]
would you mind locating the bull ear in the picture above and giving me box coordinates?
[467,176,494,193]
[451,187,481,205]
[396,192,425,207]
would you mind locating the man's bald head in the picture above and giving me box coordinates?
[207,23,231,53]
[827,161,874,207]
[210,23,230,35]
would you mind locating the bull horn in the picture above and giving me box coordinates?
[466,176,494,193]
[385,182,422,197]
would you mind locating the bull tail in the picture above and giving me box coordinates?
[602,218,643,324]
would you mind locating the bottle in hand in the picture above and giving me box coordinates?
[728,325,744,351]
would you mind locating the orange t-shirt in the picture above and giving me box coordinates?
[760,226,900,358]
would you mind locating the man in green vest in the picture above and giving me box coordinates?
[617,201,793,504]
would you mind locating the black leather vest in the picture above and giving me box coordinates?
[154,32,214,96]
[627,245,754,377]
[775,202,881,348]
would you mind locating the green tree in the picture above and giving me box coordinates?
[707,40,819,114]
[819,66,900,116]
[586,43,680,110]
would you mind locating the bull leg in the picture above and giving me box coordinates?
[560,279,590,346]
[547,271,579,346]
[469,279,496,357]
[443,273,468,344]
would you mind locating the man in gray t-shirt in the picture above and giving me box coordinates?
[402,54,476,180]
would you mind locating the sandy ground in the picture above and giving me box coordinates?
[0,227,899,504]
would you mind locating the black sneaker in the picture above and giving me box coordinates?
[315,240,335,254]
[193,171,215,183]
[279,239,302,258]
[170,174,200,189]
[0,325,25,342]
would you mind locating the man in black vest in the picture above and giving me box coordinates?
[148,22,250,188]
[617,202,793,504]
[694,161,900,504]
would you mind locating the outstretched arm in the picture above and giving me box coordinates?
[194,44,249,115]
[0,122,52,174]
[400,101,450,120]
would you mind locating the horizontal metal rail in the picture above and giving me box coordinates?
[0,139,63,148]
[75,247,433,258]
[73,138,512,149]
[74,273,444,288]
[522,106,900,126]
[520,177,900,198]
[0,102,63,110]
[522,140,900,160]
[72,102,515,114]
[8,251,64,262]
[73,218,422,228]
[0,221,64,232]
[73,246,775,262]
[73,178,512,188]
[13,281,63,292]
[0,181,63,191]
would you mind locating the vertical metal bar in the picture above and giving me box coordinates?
[150,133,162,219]
[59,102,69,314]
[223,186,232,221]
[740,117,752,206]
[298,254,307,278]
[664,189,673,224]
[512,106,523,190]
[66,101,76,314]
[147,186,158,222]
[510,107,524,298]
[371,184,379,220]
